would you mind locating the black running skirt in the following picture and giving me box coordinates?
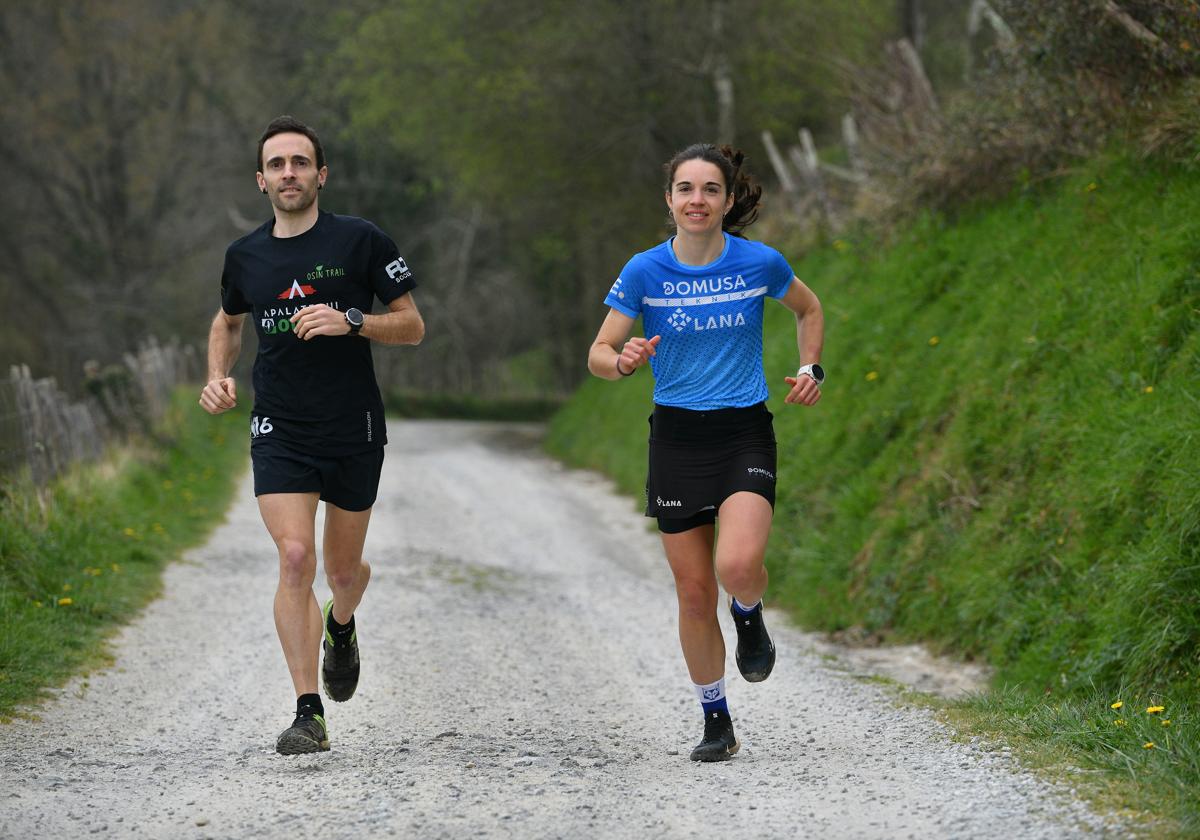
[645,402,777,523]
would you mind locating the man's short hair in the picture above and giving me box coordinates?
[257,116,326,172]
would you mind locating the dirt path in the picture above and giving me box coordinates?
[0,421,1120,839]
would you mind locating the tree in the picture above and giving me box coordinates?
[0,0,265,382]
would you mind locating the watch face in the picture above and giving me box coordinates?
[811,364,825,383]
[346,308,364,327]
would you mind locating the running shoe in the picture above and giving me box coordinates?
[275,713,330,755]
[689,709,740,762]
[321,599,360,702]
[731,600,776,682]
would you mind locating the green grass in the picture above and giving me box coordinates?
[546,153,1200,831]
[0,391,247,718]
[944,687,1198,836]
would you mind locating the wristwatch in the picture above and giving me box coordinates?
[344,307,364,336]
[797,363,825,385]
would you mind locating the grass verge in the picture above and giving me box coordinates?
[0,390,247,719]
[944,687,1197,838]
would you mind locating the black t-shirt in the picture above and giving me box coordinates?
[220,211,416,455]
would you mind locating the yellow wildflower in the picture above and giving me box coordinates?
[1085,182,1098,192]
[123,527,136,537]
[865,371,879,381]
[1162,719,1172,727]
[1110,701,1123,710]
[1146,706,1165,714]
[33,601,42,608]
[1143,742,1155,749]
[1114,718,1127,726]
[110,563,121,573]
[57,597,73,606]
[62,583,71,592]
[1143,386,1153,394]
[928,336,940,346]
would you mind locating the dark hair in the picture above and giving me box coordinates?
[256,115,326,172]
[663,143,762,237]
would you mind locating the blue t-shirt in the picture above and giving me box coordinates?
[604,233,794,410]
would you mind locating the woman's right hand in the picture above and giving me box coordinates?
[618,335,661,375]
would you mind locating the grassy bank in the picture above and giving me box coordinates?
[0,391,247,718]
[546,154,1200,832]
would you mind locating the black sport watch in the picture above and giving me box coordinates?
[345,307,364,336]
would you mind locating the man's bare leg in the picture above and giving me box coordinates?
[323,504,373,625]
[258,492,322,697]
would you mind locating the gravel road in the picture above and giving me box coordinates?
[0,421,1123,839]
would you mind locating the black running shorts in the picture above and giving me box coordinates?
[645,402,777,534]
[251,439,384,512]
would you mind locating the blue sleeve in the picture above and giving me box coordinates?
[603,255,644,319]
[766,246,795,299]
[367,223,416,305]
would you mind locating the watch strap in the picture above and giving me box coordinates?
[797,363,824,385]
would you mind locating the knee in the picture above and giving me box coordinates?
[325,560,362,592]
[277,539,315,588]
[674,576,718,623]
[715,553,765,595]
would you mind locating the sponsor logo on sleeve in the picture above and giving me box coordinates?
[385,257,412,283]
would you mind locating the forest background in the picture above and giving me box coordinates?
[0,0,989,399]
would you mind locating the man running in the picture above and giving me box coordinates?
[199,116,424,755]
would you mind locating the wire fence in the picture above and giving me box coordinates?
[0,340,197,488]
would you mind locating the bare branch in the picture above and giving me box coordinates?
[1101,1,1164,50]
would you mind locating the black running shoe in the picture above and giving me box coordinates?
[275,713,330,755]
[321,599,360,702]
[689,709,740,762]
[731,600,776,682]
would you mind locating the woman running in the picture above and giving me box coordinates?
[588,144,824,761]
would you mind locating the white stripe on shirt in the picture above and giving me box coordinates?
[642,286,769,308]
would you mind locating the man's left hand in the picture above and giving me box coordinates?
[290,304,350,340]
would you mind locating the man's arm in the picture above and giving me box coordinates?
[198,309,246,414]
[361,293,424,345]
[289,293,425,346]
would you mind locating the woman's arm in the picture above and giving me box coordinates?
[588,309,661,381]
[777,276,824,406]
